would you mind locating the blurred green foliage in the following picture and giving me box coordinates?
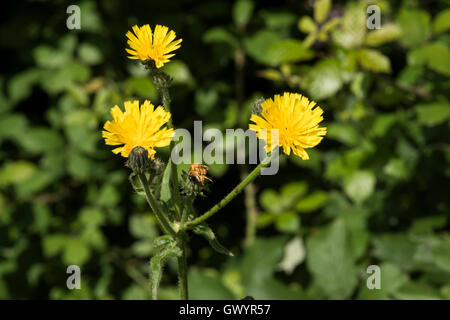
[0,0,449,300]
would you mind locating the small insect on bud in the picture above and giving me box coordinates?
[128,146,149,174]
[251,97,265,116]
[188,164,213,186]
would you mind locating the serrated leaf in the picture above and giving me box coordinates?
[152,235,176,249]
[150,244,182,299]
[192,224,233,256]
[128,172,145,196]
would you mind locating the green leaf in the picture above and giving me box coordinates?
[67,153,91,181]
[383,158,409,180]
[357,49,391,73]
[415,102,450,127]
[298,16,317,34]
[370,113,398,137]
[432,238,450,272]
[365,23,402,46]
[261,11,296,31]
[33,45,71,68]
[265,39,314,65]
[424,43,450,76]
[192,224,233,256]
[0,161,37,187]
[240,236,287,288]
[63,238,91,265]
[129,214,157,240]
[393,281,442,300]
[203,27,239,49]
[397,9,431,47]
[232,0,254,28]
[125,77,157,100]
[42,234,67,257]
[275,211,299,233]
[162,60,194,85]
[78,43,103,65]
[244,30,280,65]
[332,3,366,48]
[188,267,235,299]
[409,216,448,235]
[128,172,145,196]
[327,123,359,146]
[260,189,281,213]
[8,69,41,103]
[303,58,344,100]
[314,0,331,23]
[150,244,182,299]
[160,162,172,202]
[343,171,376,204]
[295,191,329,213]
[433,8,450,34]
[18,127,64,154]
[306,219,357,299]
[373,234,416,271]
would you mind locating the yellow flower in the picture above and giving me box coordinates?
[249,92,327,160]
[125,24,182,68]
[103,100,174,158]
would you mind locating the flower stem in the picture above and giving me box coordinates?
[137,173,175,236]
[159,85,182,221]
[186,154,272,228]
[177,235,188,300]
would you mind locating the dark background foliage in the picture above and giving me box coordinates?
[0,0,449,299]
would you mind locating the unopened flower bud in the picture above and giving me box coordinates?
[128,146,149,174]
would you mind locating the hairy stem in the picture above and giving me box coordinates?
[137,173,175,236]
[177,235,188,300]
[242,166,259,246]
[186,154,272,228]
[159,85,182,221]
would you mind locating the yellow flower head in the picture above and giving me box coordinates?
[249,92,327,160]
[125,24,182,68]
[103,100,174,158]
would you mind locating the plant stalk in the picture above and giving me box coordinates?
[159,85,182,221]
[137,173,175,236]
[177,235,188,300]
[186,154,272,228]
